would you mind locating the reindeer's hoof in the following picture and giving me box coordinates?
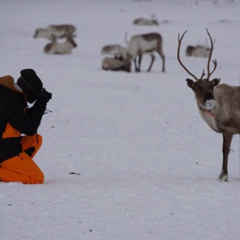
[218,173,228,182]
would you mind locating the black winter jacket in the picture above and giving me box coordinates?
[0,84,46,163]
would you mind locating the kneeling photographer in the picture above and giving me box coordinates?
[0,69,52,184]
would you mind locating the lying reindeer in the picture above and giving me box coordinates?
[133,17,159,26]
[126,32,165,72]
[186,45,211,58]
[34,24,76,40]
[177,29,240,181]
[44,36,77,55]
[102,56,131,72]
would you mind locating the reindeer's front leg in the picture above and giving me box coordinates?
[137,54,142,72]
[134,55,142,72]
[133,57,139,72]
[218,133,233,181]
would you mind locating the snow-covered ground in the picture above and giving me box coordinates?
[1,0,240,239]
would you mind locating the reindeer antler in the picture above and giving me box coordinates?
[206,28,218,79]
[177,30,205,81]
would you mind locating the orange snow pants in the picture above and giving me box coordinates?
[0,135,44,184]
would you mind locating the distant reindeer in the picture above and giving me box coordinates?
[44,36,77,54]
[133,17,159,26]
[126,32,165,72]
[102,56,131,72]
[186,45,211,58]
[177,29,240,181]
[101,44,128,58]
[34,24,76,40]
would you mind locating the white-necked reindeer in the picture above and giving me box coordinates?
[44,36,77,55]
[177,29,240,181]
[34,24,76,40]
[126,32,165,72]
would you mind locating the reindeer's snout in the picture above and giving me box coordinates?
[205,99,215,110]
[204,93,215,110]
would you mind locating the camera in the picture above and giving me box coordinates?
[38,88,52,102]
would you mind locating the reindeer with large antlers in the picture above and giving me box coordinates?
[177,29,240,181]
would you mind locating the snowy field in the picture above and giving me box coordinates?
[0,0,240,239]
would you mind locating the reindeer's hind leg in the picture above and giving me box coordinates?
[137,54,142,72]
[218,133,233,181]
[156,51,165,72]
[147,53,155,72]
[157,42,165,72]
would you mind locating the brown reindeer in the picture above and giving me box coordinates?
[177,29,240,181]
[126,32,165,72]
[133,17,159,26]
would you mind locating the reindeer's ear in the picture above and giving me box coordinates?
[186,79,195,89]
[210,78,220,87]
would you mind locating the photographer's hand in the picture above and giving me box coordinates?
[27,88,52,127]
